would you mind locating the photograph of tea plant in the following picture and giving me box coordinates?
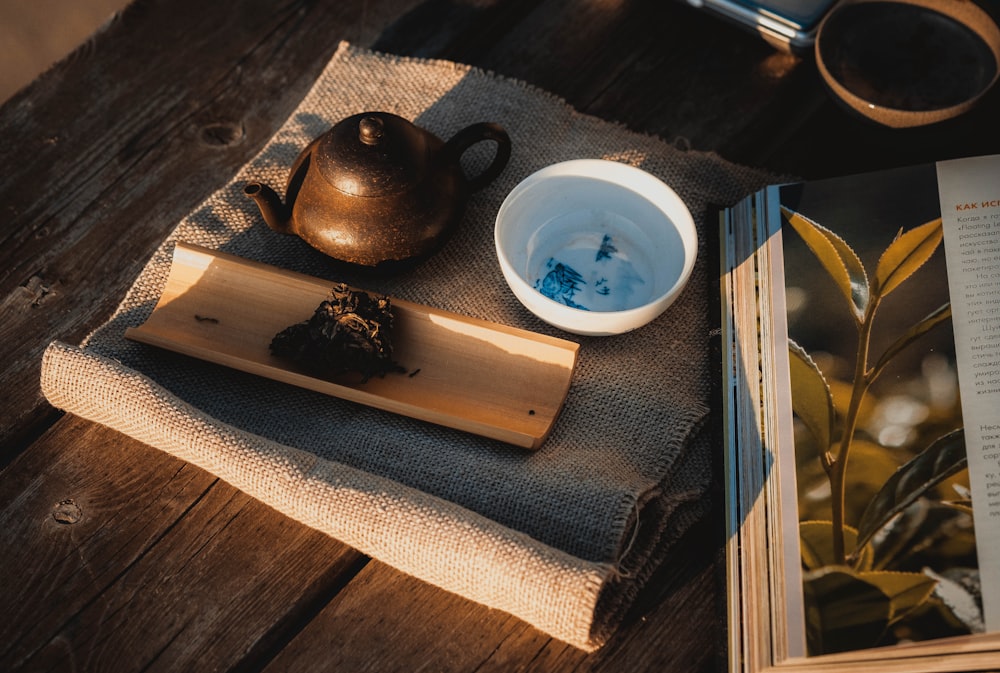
[780,205,982,656]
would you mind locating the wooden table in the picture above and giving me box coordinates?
[4,1,1000,671]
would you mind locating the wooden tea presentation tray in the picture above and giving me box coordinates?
[125,242,579,449]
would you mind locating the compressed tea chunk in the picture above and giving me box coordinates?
[270,283,403,381]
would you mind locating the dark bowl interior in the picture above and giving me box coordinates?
[818,1,999,114]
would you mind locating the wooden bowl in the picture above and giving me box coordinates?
[815,0,1000,127]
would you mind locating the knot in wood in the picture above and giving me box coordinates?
[52,498,83,524]
[200,122,245,147]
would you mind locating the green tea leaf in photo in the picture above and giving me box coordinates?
[782,206,869,322]
[801,521,872,571]
[859,570,937,625]
[840,439,906,527]
[803,566,891,654]
[855,429,967,552]
[873,218,943,298]
[789,340,836,467]
[868,498,977,572]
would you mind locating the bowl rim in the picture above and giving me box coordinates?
[814,0,1000,128]
[494,158,698,334]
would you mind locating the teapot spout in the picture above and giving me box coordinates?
[244,182,292,234]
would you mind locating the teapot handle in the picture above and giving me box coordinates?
[443,122,512,192]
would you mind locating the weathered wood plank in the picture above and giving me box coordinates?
[8,0,1000,671]
[452,0,806,151]
[375,0,811,157]
[263,561,549,673]
[256,505,725,672]
[0,415,367,672]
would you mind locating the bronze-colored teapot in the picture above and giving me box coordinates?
[245,111,511,273]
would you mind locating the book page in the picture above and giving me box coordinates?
[722,195,785,672]
[937,154,1000,631]
[775,160,985,657]
[762,187,807,661]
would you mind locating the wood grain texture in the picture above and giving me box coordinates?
[4,0,1000,670]
[259,506,726,673]
[126,243,577,447]
[0,415,366,672]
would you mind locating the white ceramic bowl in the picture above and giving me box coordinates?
[494,159,697,336]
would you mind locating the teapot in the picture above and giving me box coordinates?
[244,111,512,273]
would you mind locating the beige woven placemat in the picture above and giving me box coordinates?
[40,42,773,650]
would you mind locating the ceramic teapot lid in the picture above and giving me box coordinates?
[314,112,429,197]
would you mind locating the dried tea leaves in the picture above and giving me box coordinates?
[270,283,404,381]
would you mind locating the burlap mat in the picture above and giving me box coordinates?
[40,42,773,650]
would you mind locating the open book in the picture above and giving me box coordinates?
[720,153,1000,672]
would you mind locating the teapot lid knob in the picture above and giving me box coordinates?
[315,112,428,197]
[358,116,384,145]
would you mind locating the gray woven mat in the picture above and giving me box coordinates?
[41,42,773,650]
